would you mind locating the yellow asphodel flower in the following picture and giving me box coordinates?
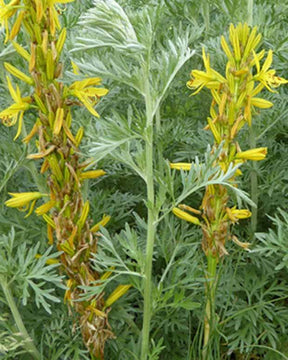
[0,0,20,42]
[235,147,267,161]
[68,78,108,117]
[5,192,45,217]
[187,48,226,95]
[253,50,288,91]
[0,76,31,139]
[226,207,251,223]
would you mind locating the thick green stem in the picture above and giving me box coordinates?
[202,252,218,360]
[247,0,254,26]
[141,82,156,360]
[1,280,41,360]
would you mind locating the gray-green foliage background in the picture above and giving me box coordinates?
[0,0,288,359]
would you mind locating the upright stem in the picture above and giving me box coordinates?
[247,0,254,26]
[203,252,218,360]
[247,0,258,239]
[141,80,156,360]
[1,280,41,360]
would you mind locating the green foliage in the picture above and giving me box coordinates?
[0,0,288,359]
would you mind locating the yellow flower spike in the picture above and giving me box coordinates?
[35,200,56,216]
[91,214,111,233]
[207,117,221,144]
[251,97,273,109]
[12,41,31,61]
[80,170,106,180]
[43,214,56,229]
[235,147,267,161]
[53,108,64,135]
[172,207,201,226]
[77,201,90,229]
[104,284,132,308]
[4,62,34,85]
[170,162,191,171]
[5,192,45,209]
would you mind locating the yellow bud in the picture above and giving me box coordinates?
[172,207,201,225]
[35,200,56,216]
[235,147,267,161]
[4,62,34,85]
[251,97,273,109]
[75,126,84,147]
[12,42,31,62]
[56,28,67,56]
[91,215,111,233]
[170,162,191,171]
[53,108,64,135]
[80,170,106,180]
[104,285,132,308]
[77,201,90,229]
[207,117,221,144]
[9,11,25,40]
[46,49,55,80]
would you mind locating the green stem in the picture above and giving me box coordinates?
[1,279,41,360]
[202,252,218,360]
[140,79,156,360]
[247,0,254,26]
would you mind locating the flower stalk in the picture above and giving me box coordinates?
[0,1,130,358]
[171,23,287,358]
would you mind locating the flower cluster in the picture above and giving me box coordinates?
[171,23,287,257]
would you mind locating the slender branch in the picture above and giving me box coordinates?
[1,279,41,360]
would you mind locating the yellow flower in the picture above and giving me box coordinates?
[5,192,45,217]
[235,147,267,161]
[68,78,108,117]
[0,76,31,139]
[253,50,288,92]
[250,97,273,109]
[226,207,251,222]
[79,169,106,180]
[187,48,226,95]
[172,207,201,225]
[0,0,21,42]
